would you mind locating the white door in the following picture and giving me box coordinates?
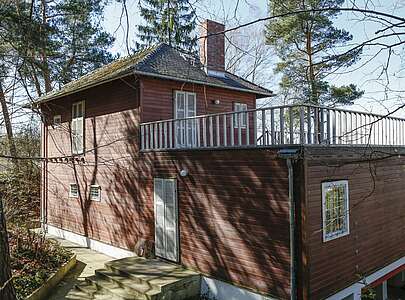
[154,178,179,262]
[174,91,196,147]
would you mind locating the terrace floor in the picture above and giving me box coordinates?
[46,235,113,300]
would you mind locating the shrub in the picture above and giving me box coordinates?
[8,228,72,299]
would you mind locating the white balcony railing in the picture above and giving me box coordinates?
[140,104,405,151]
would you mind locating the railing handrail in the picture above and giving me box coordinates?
[140,104,405,125]
[140,103,405,151]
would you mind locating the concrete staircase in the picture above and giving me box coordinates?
[66,256,201,300]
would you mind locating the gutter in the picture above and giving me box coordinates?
[278,148,299,300]
[34,68,273,105]
[133,70,274,98]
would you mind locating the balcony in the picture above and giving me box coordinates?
[140,104,405,151]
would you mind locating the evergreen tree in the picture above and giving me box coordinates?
[266,0,364,106]
[0,0,114,96]
[137,0,197,52]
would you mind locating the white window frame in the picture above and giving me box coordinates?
[72,101,85,154]
[90,185,101,201]
[234,102,248,128]
[174,91,197,147]
[69,183,79,198]
[322,180,350,242]
[53,115,62,128]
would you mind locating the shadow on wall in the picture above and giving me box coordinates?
[47,105,291,299]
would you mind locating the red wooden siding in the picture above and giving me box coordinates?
[142,149,291,299]
[303,147,405,299]
[43,76,151,251]
[141,77,257,145]
[141,77,256,120]
[42,75,292,298]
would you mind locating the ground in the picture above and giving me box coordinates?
[46,236,113,300]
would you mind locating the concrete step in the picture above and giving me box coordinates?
[95,269,161,298]
[66,281,121,300]
[87,274,161,300]
[104,257,201,300]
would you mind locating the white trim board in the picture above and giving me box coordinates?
[46,224,135,259]
[201,277,277,300]
[327,256,405,300]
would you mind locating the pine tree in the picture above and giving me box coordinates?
[0,0,115,96]
[137,0,197,52]
[266,0,364,106]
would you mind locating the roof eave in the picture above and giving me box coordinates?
[133,70,274,98]
[35,70,136,105]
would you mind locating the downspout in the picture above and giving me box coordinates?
[278,148,299,300]
[40,119,48,231]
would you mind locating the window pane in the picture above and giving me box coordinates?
[323,181,349,241]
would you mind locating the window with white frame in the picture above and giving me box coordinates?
[72,101,85,154]
[90,185,101,201]
[322,180,349,242]
[53,115,62,128]
[174,91,196,147]
[233,103,247,128]
[69,183,79,198]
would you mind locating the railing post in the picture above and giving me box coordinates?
[203,117,207,147]
[184,119,188,148]
[320,108,325,144]
[271,109,275,145]
[300,106,305,145]
[246,111,250,146]
[238,112,242,146]
[253,111,257,146]
[216,115,220,147]
[314,107,319,144]
[307,106,312,144]
[223,115,227,147]
[209,116,214,147]
[326,109,331,144]
[332,110,336,144]
[289,107,294,144]
[261,110,266,146]
[141,125,145,150]
[280,107,285,145]
[230,114,234,146]
[196,118,200,147]
[159,122,162,149]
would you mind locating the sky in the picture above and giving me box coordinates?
[102,0,405,116]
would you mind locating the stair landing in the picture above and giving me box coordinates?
[66,256,201,300]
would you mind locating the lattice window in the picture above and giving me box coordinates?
[322,180,350,241]
[90,185,101,201]
[69,183,79,198]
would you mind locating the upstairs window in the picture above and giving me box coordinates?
[322,180,350,242]
[53,115,62,128]
[69,183,79,198]
[90,185,101,201]
[72,101,85,154]
[234,103,247,128]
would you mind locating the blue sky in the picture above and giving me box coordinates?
[103,0,405,115]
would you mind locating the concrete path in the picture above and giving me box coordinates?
[46,235,113,300]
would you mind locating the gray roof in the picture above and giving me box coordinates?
[36,43,273,103]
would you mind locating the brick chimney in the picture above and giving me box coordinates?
[199,20,225,76]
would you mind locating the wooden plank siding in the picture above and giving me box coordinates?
[142,149,291,299]
[303,147,405,299]
[141,77,257,146]
[41,75,293,298]
[43,75,149,251]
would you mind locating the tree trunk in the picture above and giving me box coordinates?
[0,197,16,300]
[306,29,317,104]
[0,83,17,159]
[40,0,52,93]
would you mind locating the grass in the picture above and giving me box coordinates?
[8,227,73,299]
